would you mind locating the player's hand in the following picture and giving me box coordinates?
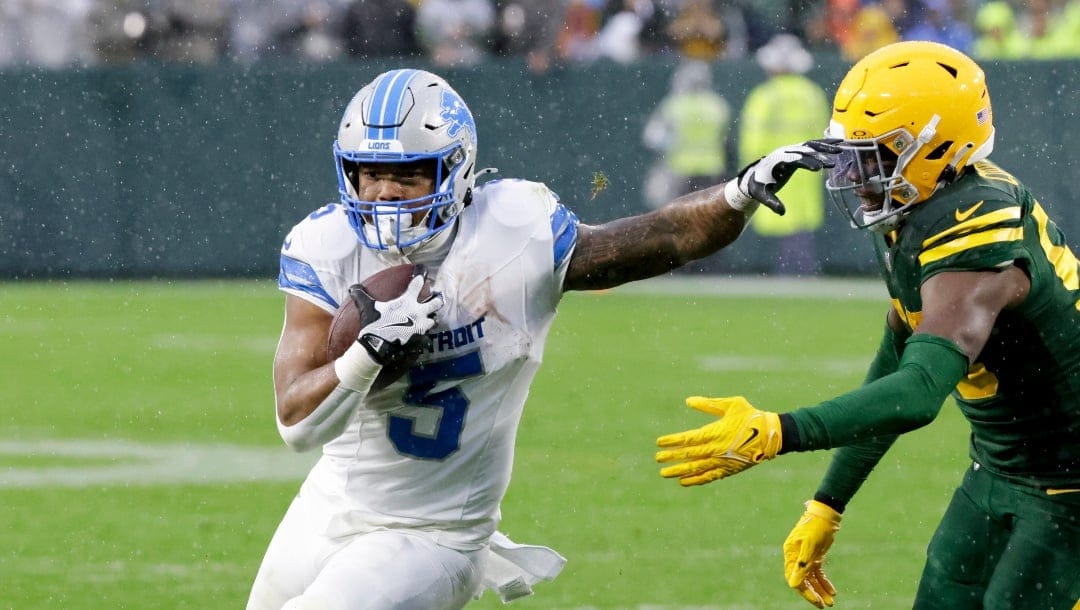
[655,396,782,486]
[726,139,840,215]
[351,273,443,366]
[783,500,842,608]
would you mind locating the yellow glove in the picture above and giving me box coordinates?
[655,396,781,486]
[783,500,841,608]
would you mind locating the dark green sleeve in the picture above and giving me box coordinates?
[814,322,906,511]
[786,333,968,450]
[777,321,906,511]
[861,319,909,385]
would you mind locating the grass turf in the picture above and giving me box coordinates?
[0,278,969,609]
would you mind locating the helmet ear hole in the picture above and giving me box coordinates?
[924,141,952,161]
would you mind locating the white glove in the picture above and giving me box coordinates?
[353,274,443,366]
[725,139,840,214]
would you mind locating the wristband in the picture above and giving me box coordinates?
[333,340,382,392]
[724,179,758,214]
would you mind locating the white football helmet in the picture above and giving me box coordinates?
[334,69,478,251]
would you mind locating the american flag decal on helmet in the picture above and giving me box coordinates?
[976,107,990,125]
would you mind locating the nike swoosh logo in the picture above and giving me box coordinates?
[737,427,759,451]
[1046,488,1080,496]
[282,237,293,250]
[955,201,984,222]
[386,318,415,328]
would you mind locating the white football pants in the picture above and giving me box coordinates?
[246,491,484,610]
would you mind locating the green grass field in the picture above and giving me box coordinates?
[0,277,970,609]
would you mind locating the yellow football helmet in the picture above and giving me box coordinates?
[825,41,995,230]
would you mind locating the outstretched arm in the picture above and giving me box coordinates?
[789,266,1030,450]
[564,184,746,291]
[655,266,1032,485]
[563,140,838,292]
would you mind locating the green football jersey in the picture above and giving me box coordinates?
[874,160,1080,488]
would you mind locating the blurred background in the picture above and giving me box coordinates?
[0,0,1078,279]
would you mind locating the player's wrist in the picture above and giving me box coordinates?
[724,179,758,214]
[811,492,847,515]
[778,413,802,454]
[804,499,842,524]
[334,340,382,392]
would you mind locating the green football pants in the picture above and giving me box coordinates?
[913,462,1080,610]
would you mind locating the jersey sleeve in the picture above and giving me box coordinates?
[276,204,358,314]
[547,191,579,277]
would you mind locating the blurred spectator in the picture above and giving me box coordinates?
[555,0,603,63]
[972,0,1026,59]
[841,4,899,61]
[736,0,791,54]
[738,33,828,275]
[880,0,922,36]
[1,0,95,68]
[805,0,860,53]
[1016,0,1074,58]
[637,0,677,54]
[415,0,496,67]
[89,0,230,64]
[147,0,231,64]
[87,0,148,64]
[226,0,279,63]
[1014,0,1048,57]
[342,0,420,59]
[641,60,732,208]
[595,0,649,64]
[1054,0,1080,56]
[270,0,345,62]
[227,0,343,63]
[490,0,566,73]
[666,0,726,61]
[903,0,973,54]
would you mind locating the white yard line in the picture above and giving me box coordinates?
[698,354,867,375]
[0,439,317,488]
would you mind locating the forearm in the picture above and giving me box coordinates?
[564,184,748,290]
[277,384,362,452]
[862,317,908,385]
[783,334,968,451]
[805,320,906,512]
[814,435,898,512]
[276,342,381,451]
[275,363,342,426]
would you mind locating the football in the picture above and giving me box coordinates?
[327,264,432,391]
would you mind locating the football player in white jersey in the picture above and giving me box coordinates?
[247,68,837,610]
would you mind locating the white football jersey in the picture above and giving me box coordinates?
[277,178,578,551]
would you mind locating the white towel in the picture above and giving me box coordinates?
[477,531,567,603]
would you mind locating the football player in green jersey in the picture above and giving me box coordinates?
[655,41,1080,610]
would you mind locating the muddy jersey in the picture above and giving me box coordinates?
[873,160,1080,487]
[277,178,578,549]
